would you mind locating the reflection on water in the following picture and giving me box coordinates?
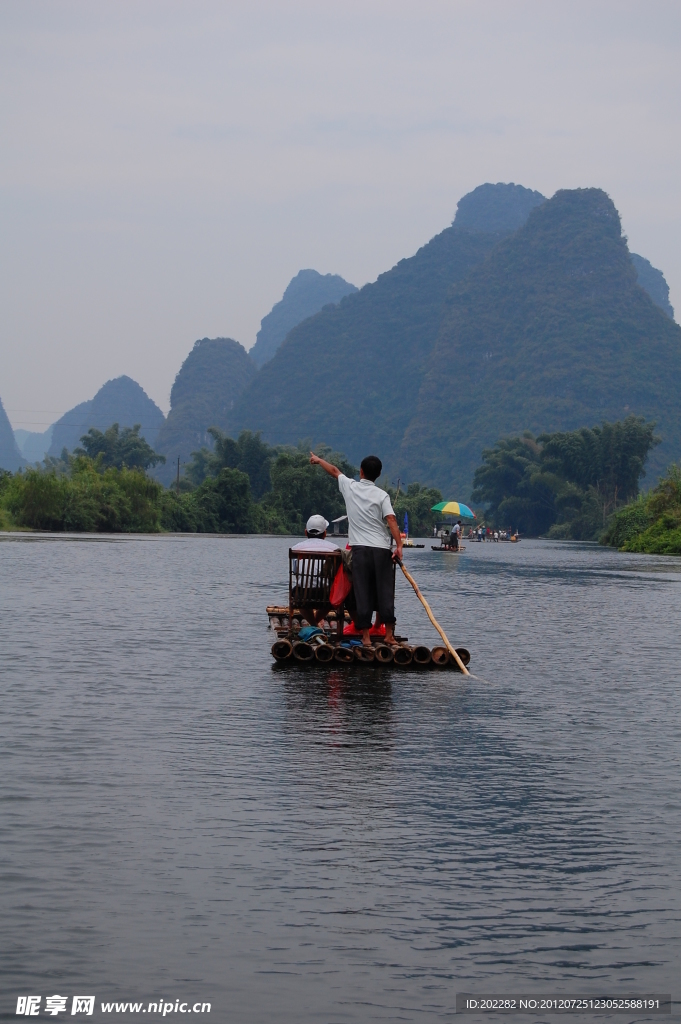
[279,666,395,749]
[0,534,680,1023]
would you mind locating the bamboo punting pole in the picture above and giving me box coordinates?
[396,559,469,675]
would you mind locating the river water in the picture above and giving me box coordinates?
[0,535,679,1023]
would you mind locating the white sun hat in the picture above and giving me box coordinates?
[306,514,330,536]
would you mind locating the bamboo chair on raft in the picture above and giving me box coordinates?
[289,548,346,642]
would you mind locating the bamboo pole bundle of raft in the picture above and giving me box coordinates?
[267,608,470,671]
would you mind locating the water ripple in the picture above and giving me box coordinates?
[0,535,679,1022]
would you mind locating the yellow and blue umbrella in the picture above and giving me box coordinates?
[431,500,476,519]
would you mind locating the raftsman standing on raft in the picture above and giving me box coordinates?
[310,452,402,647]
[267,453,471,671]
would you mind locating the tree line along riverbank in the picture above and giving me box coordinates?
[470,416,680,555]
[0,424,442,537]
[601,466,681,554]
[0,418,678,554]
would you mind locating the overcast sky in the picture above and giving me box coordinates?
[1,1,680,430]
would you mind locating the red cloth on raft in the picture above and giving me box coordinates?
[343,621,386,637]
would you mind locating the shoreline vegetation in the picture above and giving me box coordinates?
[601,465,681,555]
[470,417,680,555]
[1,418,679,555]
[0,425,443,539]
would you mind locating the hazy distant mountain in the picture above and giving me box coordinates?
[249,269,358,368]
[401,188,681,493]
[0,395,26,472]
[630,253,674,320]
[232,184,543,467]
[48,377,165,459]
[48,400,94,458]
[453,181,546,233]
[153,338,256,485]
[14,425,54,464]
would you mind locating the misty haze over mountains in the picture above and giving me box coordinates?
[5,182,679,498]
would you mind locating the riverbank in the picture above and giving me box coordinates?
[0,449,443,537]
[602,465,681,555]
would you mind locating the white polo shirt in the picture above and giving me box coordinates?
[291,538,338,552]
[290,537,338,573]
[338,475,395,549]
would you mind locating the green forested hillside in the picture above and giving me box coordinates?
[231,185,540,465]
[401,189,681,495]
[153,338,256,485]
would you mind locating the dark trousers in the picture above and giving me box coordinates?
[350,546,395,629]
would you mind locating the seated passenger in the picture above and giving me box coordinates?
[291,515,338,552]
[291,515,340,611]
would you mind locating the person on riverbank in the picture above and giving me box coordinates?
[309,452,403,647]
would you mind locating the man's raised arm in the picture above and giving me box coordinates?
[310,452,342,479]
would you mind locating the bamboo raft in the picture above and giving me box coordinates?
[267,549,471,670]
